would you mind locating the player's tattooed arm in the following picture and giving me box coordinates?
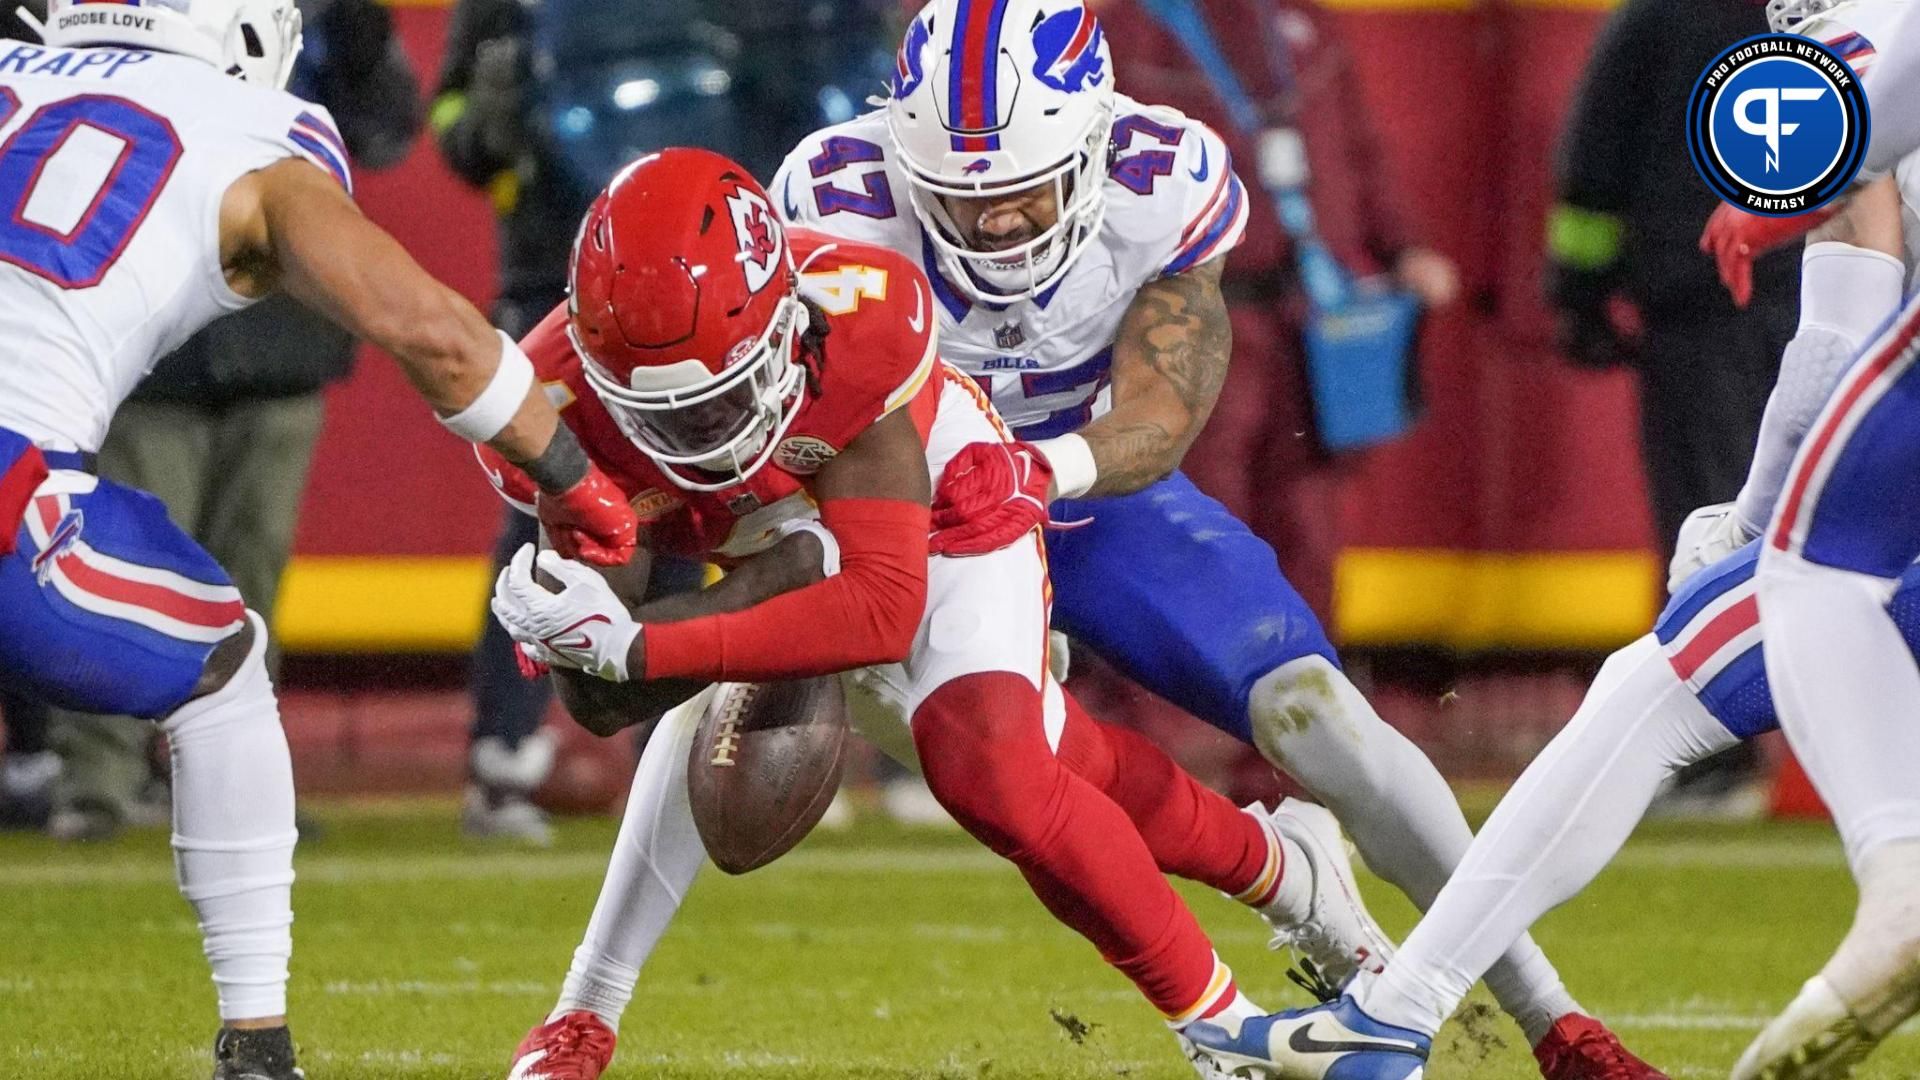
[1074,257,1231,496]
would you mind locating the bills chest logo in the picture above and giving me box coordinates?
[893,15,931,98]
[1032,7,1105,94]
[774,435,839,475]
[726,185,783,295]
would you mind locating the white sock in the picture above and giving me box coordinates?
[1356,637,1737,1038]
[1759,554,1920,871]
[1175,985,1264,1034]
[1249,655,1580,1044]
[552,687,714,1031]
[1821,840,1920,1035]
[163,612,298,1023]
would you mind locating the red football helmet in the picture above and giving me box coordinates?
[568,148,807,491]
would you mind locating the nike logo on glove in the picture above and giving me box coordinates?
[1287,1021,1425,1057]
[545,613,612,653]
[1189,141,1210,182]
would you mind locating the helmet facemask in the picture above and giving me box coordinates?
[1767,0,1845,33]
[890,97,1113,303]
[578,292,810,493]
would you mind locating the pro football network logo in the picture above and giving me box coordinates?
[1686,34,1869,216]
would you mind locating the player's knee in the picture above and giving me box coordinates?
[188,612,262,703]
[913,672,1057,855]
[1247,655,1382,774]
[165,611,279,742]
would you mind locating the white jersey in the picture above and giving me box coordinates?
[1895,154,1920,288]
[771,95,1247,440]
[0,44,352,453]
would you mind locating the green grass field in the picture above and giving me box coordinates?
[0,799,1903,1080]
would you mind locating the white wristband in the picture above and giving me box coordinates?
[438,330,536,443]
[1034,433,1097,500]
[773,517,842,578]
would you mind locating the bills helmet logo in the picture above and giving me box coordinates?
[962,158,993,175]
[725,185,783,295]
[1031,7,1106,94]
[893,15,931,98]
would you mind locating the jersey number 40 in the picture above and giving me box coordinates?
[0,91,182,289]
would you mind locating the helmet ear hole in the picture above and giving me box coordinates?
[241,23,266,59]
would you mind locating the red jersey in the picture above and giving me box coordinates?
[478,229,941,563]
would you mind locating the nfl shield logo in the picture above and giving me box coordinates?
[994,323,1025,350]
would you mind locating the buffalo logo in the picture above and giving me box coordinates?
[774,435,840,475]
[629,488,683,521]
[725,185,783,294]
[1032,7,1106,94]
[962,158,993,175]
[892,15,931,98]
[32,508,82,584]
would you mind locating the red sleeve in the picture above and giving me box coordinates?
[641,498,929,681]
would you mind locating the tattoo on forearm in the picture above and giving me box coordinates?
[1078,259,1231,496]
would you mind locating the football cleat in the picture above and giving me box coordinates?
[1732,977,1878,1080]
[1533,1013,1669,1080]
[1184,995,1430,1080]
[211,1026,304,1080]
[508,1011,616,1080]
[1258,799,1396,988]
[1176,1029,1234,1079]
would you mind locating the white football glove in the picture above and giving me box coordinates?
[491,544,641,682]
[1668,502,1759,594]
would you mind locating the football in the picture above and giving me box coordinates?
[687,676,851,874]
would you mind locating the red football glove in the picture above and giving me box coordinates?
[537,466,640,567]
[929,440,1055,557]
[1700,202,1840,308]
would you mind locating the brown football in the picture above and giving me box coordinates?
[687,677,850,874]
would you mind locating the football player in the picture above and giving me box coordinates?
[483,147,1394,1080]
[0,2,639,1075]
[1234,2,1920,1075]
[507,2,1655,1078]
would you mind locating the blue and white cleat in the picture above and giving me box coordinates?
[1184,995,1430,1080]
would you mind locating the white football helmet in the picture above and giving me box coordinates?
[886,0,1115,302]
[38,0,303,90]
[1769,0,1907,77]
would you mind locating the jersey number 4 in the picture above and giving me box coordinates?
[0,91,182,289]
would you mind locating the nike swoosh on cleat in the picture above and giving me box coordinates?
[1288,1022,1424,1057]
[1189,141,1210,182]
[507,1049,549,1080]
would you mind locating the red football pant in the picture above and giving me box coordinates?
[1054,691,1277,902]
[913,672,1252,1017]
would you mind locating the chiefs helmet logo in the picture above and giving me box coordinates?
[726,186,783,295]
